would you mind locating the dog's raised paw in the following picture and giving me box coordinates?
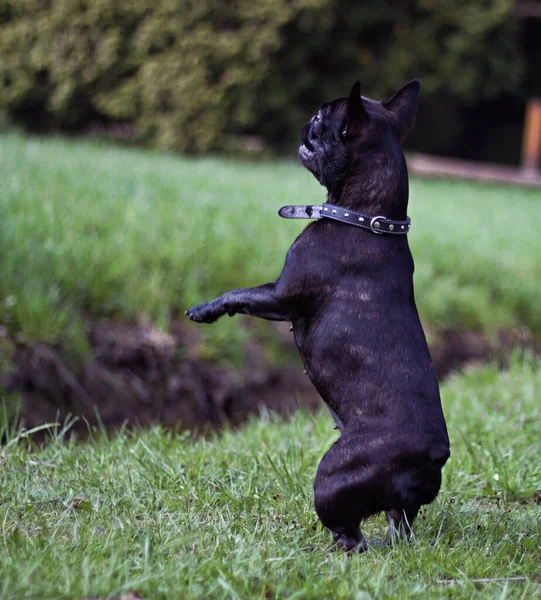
[185,302,222,324]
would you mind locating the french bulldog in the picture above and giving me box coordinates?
[186,80,450,551]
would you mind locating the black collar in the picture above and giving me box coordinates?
[278,203,410,235]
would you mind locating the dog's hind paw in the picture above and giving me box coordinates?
[332,531,369,553]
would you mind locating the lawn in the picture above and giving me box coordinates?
[1,358,540,599]
[1,132,541,366]
[2,130,541,599]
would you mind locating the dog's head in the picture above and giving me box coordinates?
[298,81,420,201]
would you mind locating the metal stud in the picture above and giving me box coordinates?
[401,225,405,230]
[332,209,337,214]
[389,224,394,231]
[374,222,381,229]
[323,207,328,211]
[359,217,364,222]
[344,213,349,218]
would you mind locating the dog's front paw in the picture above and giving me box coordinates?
[185,300,224,324]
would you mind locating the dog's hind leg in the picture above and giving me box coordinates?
[314,435,381,552]
[383,457,444,545]
[384,507,419,544]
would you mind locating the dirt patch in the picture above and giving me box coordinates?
[1,319,537,434]
[2,320,320,434]
[430,326,537,379]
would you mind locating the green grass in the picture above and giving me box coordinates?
[1,132,541,364]
[1,358,540,599]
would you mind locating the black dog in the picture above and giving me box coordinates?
[186,80,450,552]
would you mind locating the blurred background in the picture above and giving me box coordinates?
[3,6,541,594]
[1,0,541,433]
[1,0,540,164]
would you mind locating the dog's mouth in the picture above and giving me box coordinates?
[303,135,315,152]
[298,143,320,180]
[298,143,315,160]
[299,124,316,157]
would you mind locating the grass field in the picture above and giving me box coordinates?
[1,358,540,599]
[1,132,541,364]
[2,132,541,599]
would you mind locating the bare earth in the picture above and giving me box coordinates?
[2,318,537,435]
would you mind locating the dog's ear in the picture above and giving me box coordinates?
[382,80,421,141]
[342,81,368,139]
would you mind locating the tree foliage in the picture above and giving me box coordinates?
[0,0,530,153]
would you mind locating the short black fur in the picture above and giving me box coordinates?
[186,80,450,552]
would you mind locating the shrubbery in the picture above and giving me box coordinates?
[0,0,532,154]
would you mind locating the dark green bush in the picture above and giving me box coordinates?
[0,0,530,154]
[256,0,525,150]
[0,0,330,151]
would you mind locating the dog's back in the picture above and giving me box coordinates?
[291,223,447,440]
[293,81,450,550]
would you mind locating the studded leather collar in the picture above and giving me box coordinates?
[278,203,410,235]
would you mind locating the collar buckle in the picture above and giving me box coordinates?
[369,216,386,234]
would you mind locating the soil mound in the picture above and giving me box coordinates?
[1,320,535,434]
